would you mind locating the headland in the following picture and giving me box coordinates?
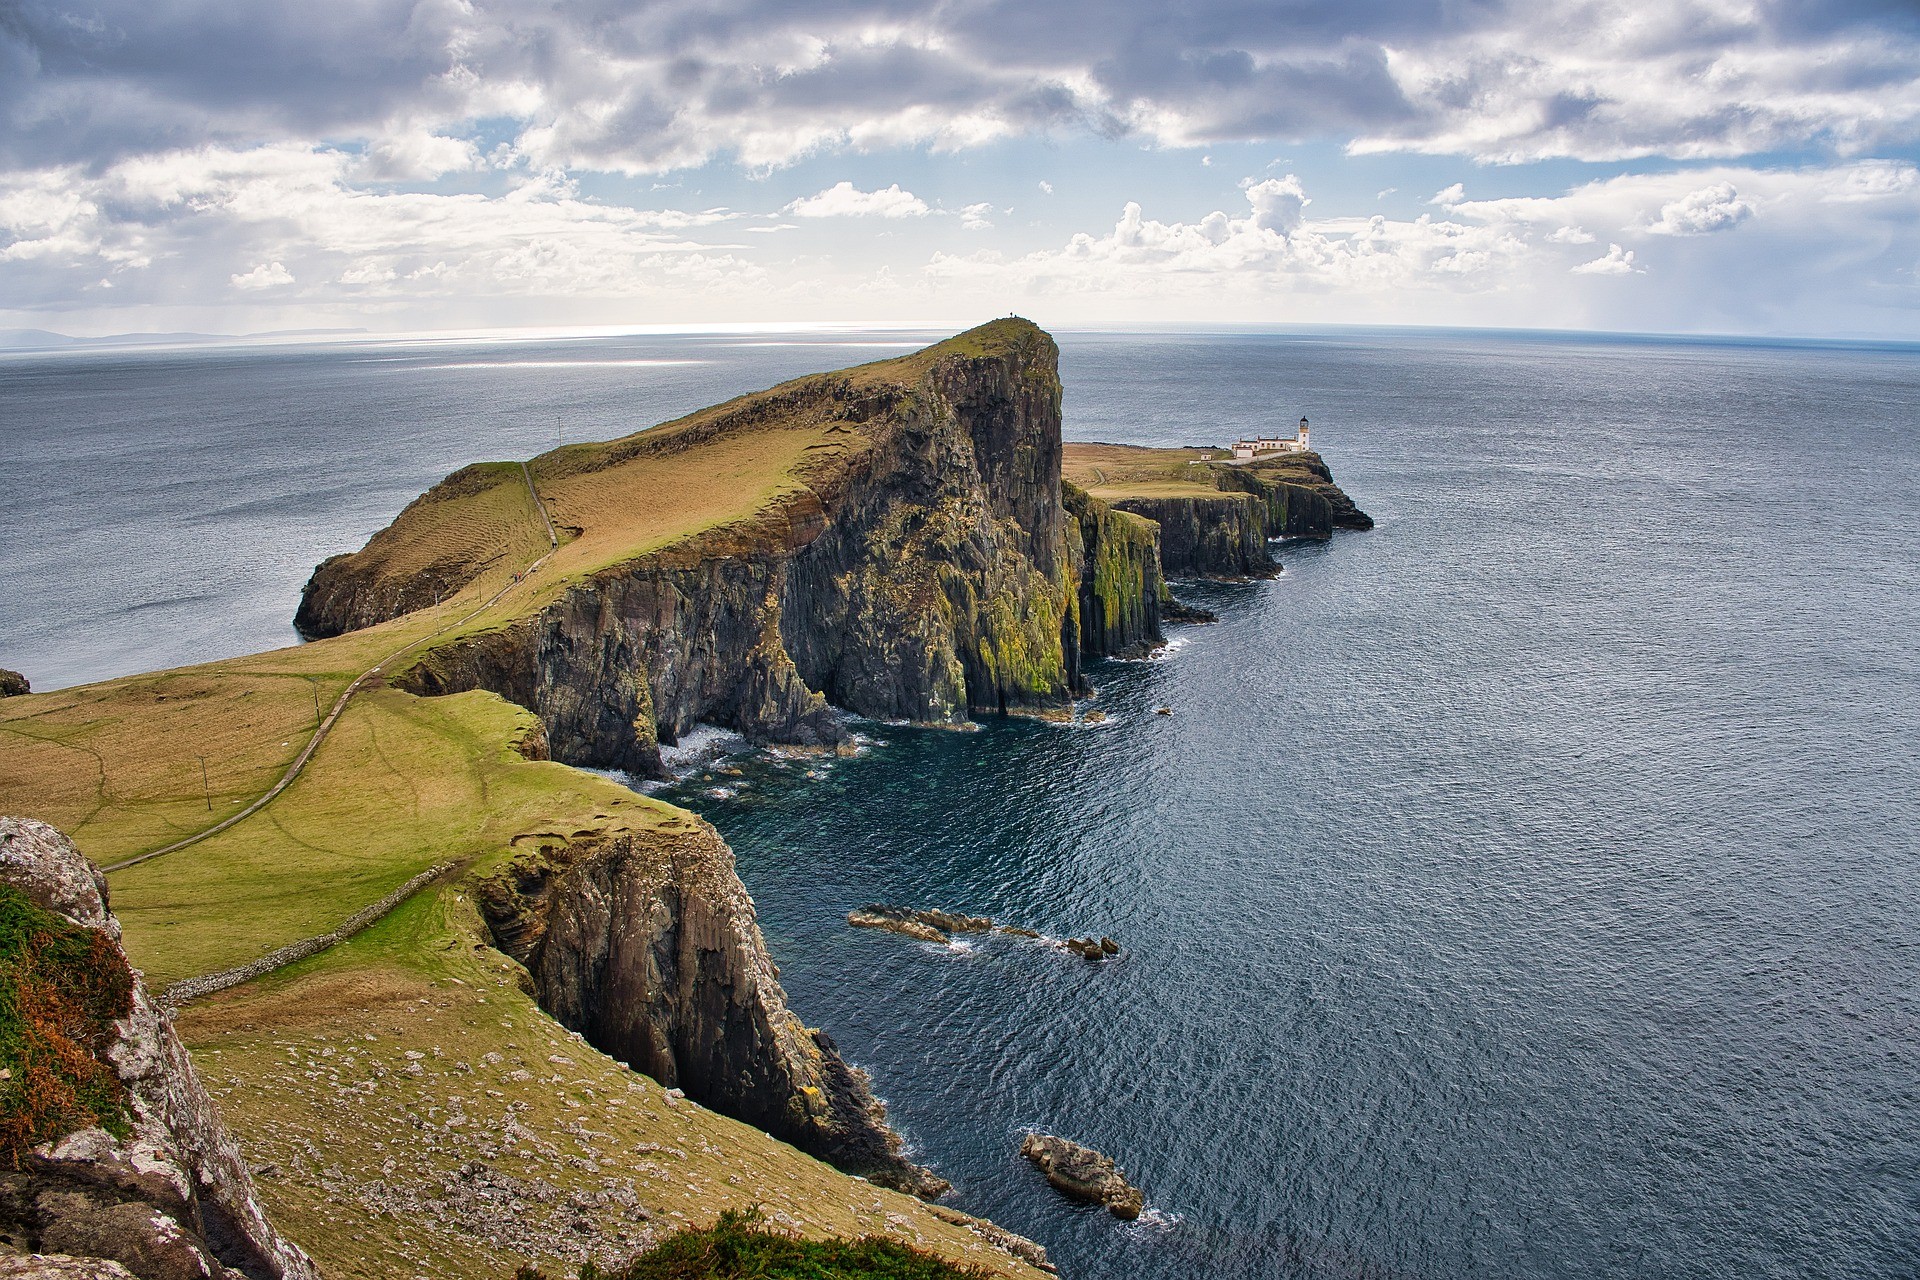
[0,319,1366,1279]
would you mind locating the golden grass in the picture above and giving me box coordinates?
[316,461,552,608]
[101,687,672,987]
[0,552,544,870]
[1062,441,1236,501]
[535,424,846,585]
[176,887,1045,1280]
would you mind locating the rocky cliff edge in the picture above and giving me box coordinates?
[0,817,317,1280]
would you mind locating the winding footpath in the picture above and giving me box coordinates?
[103,463,560,875]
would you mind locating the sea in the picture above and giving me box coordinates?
[2,327,1916,1279]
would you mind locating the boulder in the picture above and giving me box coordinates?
[0,671,27,699]
[1018,1133,1145,1220]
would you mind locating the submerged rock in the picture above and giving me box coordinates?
[1019,1133,1145,1220]
[847,905,996,945]
[0,817,318,1280]
[1065,936,1120,961]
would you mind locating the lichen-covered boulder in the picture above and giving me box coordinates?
[0,817,319,1280]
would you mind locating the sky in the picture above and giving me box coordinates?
[3,0,1919,340]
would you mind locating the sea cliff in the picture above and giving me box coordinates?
[302,322,1130,776]
[474,822,948,1197]
[1062,441,1372,578]
[280,319,1369,1229]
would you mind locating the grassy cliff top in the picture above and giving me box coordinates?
[1063,440,1332,502]
[177,878,1038,1280]
[1062,441,1240,500]
[316,317,1056,630]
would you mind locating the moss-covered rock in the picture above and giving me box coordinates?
[0,816,318,1279]
[514,1207,1008,1279]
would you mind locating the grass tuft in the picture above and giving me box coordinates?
[513,1207,999,1280]
[0,884,136,1163]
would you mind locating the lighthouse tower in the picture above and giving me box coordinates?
[1297,416,1310,450]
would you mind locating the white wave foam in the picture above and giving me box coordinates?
[659,724,745,771]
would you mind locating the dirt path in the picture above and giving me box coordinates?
[104,464,561,875]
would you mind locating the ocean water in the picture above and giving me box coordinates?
[5,328,1918,1279]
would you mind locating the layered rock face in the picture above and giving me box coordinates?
[474,824,948,1198]
[1215,452,1375,540]
[1106,493,1276,579]
[380,322,1098,777]
[0,818,317,1280]
[1105,454,1374,579]
[1063,484,1165,659]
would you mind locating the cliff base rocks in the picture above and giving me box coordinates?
[1018,1133,1145,1220]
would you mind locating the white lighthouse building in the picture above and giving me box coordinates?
[1231,416,1311,461]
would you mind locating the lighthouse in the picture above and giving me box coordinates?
[1297,417,1310,450]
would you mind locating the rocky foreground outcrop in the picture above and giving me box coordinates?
[0,672,27,699]
[0,818,317,1280]
[1018,1134,1144,1220]
[474,824,948,1199]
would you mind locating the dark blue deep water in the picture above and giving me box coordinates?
[4,329,1918,1279]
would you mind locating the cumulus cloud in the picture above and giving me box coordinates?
[1650,183,1755,235]
[359,131,484,182]
[917,160,1920,333]
[230,261,294,289]
[1430,183,1465,207]
[1572,243,1642,274]
[928,174,1529,301]
[0,143,768,319]
[1244,176,1309,234]
[960,202,994,230]
[784,182,929,218]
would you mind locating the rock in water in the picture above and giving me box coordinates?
[847,905,997,945]
[0,670,27,698]
[1019,1133,1146,1220]
[0,816,318,1280]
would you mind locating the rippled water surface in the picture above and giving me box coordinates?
[5,328,1918,1279]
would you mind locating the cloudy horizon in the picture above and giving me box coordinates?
[4,0,1918,341]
